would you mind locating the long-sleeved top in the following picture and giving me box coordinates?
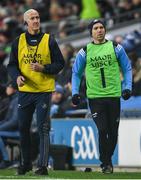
[72,42,132,96]
[8,31,65,82]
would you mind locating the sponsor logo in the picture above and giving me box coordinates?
[71,125,99,160]
[42,103,47,109]
[18,104,22,108]
[92,112,98,118]
[90,54,112,69]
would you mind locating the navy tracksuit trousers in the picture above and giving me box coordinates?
[18,92,51,167]
[88,97,120,165]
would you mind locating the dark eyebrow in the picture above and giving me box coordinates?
[93,25,104,29]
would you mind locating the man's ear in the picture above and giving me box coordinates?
[24,21,28,26]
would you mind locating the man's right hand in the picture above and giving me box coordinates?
[17,76,25,87]
[72,94,81,105]
[122,89,132,100]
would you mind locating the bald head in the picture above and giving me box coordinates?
[23,9,40,34]
[23,9,39,23]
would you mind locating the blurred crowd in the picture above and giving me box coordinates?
[0,0,141,169]
[0,0,141,39]
[0,0,141,119]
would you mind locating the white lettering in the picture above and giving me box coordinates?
[71,125,99,160]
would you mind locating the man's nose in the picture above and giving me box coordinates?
[35,18,39,22]
[97,28,102,32]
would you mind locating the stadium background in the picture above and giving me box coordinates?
[0,0,141,176]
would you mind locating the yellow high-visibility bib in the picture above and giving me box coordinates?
[18,33,55,92]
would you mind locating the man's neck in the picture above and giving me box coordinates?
[93,39,106,44]
[28,29,40,35]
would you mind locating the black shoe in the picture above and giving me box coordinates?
[34,167,48,175]
[100,163,104,169]
[17,165,32,175]
[84,167,92,172]
[101,164,113,174]
[0,160,11,169]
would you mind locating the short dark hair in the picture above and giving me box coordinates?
[88,19,106,36]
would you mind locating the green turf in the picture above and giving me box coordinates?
[0,169,141,179]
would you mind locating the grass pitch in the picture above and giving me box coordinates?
[0,169,141,179]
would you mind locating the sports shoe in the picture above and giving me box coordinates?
[84,167,92,172]
[34,166,48,175]
[17,164,32,175]
[0,160,11,169]
[101,164,113,174]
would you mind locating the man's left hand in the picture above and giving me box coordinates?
[30,62,44,72]
[122,89,132,100]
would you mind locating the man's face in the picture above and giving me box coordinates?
[52,92,63,104]
[27,11,40,32]
[91,23,106,42]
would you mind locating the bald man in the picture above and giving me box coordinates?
[8,9,65,175]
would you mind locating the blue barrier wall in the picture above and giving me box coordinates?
[51,119,118,166]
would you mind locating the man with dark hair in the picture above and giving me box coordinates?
[8,9,65,175]
[0,81,19,169]
[50,84,65,118]
[72,19,132,173]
